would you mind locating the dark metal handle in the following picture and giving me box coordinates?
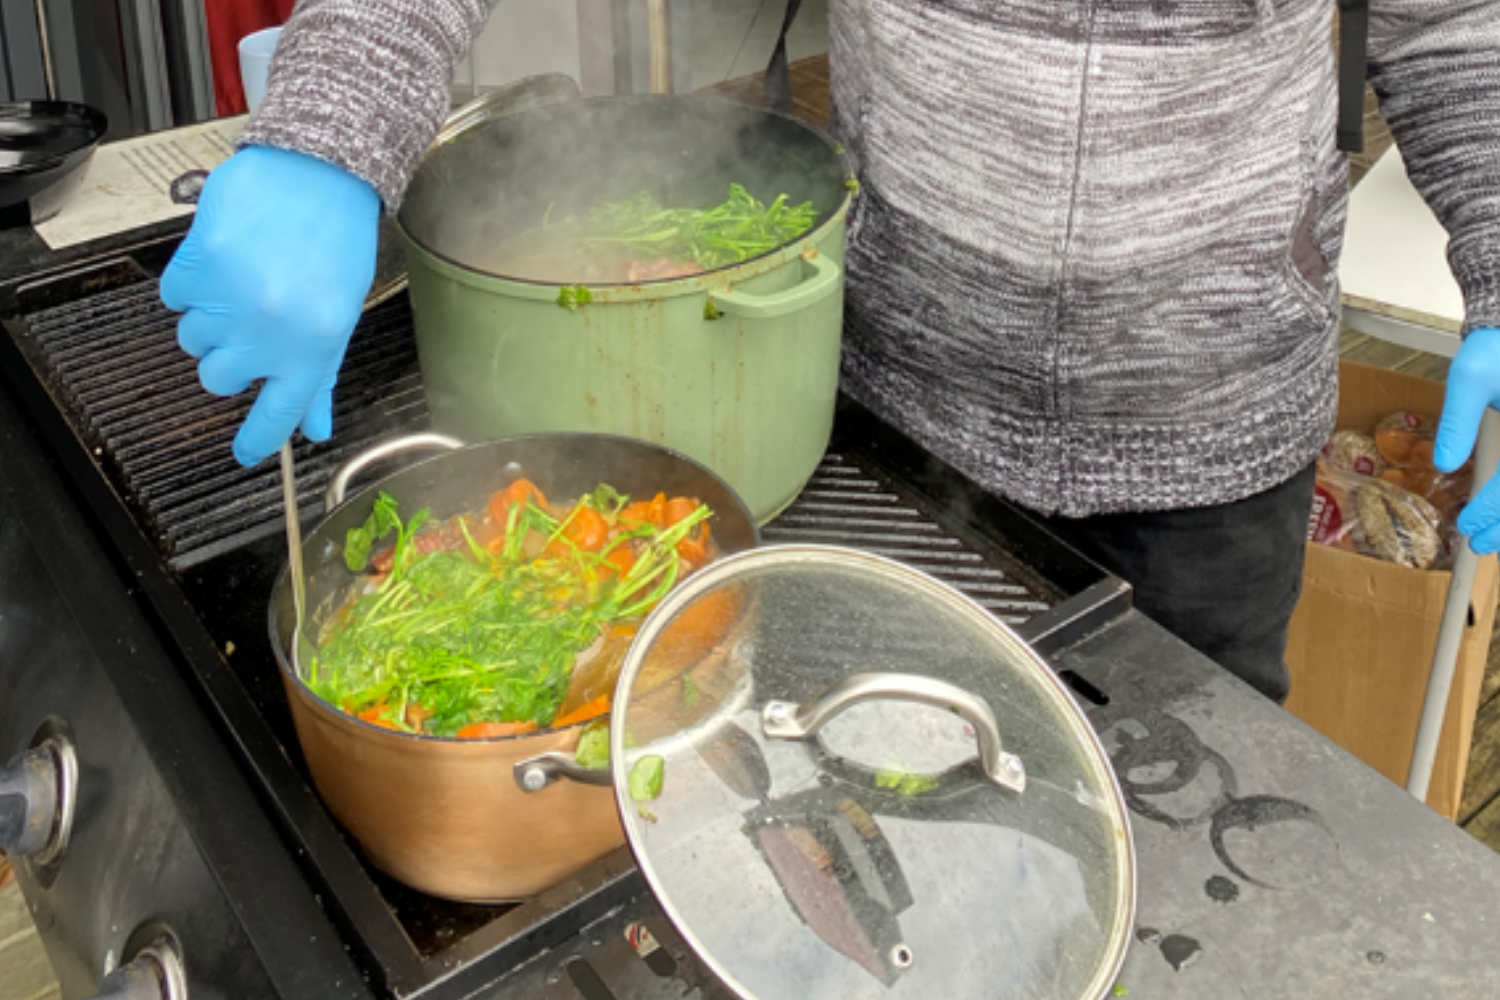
[0,746,59,857]
[762,673,1027,794]
[87,940,188,1000]
[436,73,582,145]
[514,751,613,793]
[323,433,464,512]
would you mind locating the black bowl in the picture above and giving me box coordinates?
[0,101,108,224]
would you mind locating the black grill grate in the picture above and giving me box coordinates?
[14,272,1055,621]
[18,279,427,568]
[764,455,1051,624]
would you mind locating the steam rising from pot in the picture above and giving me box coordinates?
[397,94,852,287]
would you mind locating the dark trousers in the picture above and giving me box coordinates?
[1032,464,1317,704]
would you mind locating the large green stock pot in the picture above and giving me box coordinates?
[397,88,854,523]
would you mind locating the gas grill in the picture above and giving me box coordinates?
[0,228,1129,999]
[9,213,1500,1000]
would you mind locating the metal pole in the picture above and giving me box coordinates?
[1407,408,1500,801]
[33,0,57,99]
[647,0,672,95]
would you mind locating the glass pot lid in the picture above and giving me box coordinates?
[609,545,1135,1000]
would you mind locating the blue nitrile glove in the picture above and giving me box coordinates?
[160,145,380,467]
[1435,326,1500,553]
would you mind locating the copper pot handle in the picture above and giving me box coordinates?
[323,433,466,513]
[761,673,1027,794]
[514,751,613,793]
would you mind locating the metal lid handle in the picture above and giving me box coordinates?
[761,673,1027,794]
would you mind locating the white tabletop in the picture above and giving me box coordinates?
[1339,146,1465,348]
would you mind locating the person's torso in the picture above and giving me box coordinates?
[829,0,1344,515]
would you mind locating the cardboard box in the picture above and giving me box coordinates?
[1285,360,1498,820]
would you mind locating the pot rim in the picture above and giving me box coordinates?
[394,93,856,294]
[0,100,107,178]
[267,430,763,746]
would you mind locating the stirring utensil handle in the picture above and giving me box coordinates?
[280,442,307,627]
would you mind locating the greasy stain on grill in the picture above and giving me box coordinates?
[763,454,1051,625]
[16,278,427,568]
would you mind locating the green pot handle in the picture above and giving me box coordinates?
[711,253,842,320]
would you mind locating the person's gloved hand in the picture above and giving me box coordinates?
[1435,326,1500,553]
[160,145,380,467]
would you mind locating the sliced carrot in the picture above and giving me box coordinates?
[601,545,636,579]
[455,720,540,739]
[487,478,547,526]
[551,695,612,728]
[549,505,610,556]
[571,506,611,550]
[676,522,713,569]
[621,493,667,528]
[664,496,698,527]
[653,587,740,668]
[357,704,400,730]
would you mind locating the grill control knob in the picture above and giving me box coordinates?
[0,738,75,861]
[87,939,188,1000]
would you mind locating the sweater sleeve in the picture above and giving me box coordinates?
[1367,0,1500,333]
[236,0,495,213]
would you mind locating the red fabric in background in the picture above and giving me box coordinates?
[205,0,297,117]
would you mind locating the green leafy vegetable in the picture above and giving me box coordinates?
[539,184,818,274]
[311,488,715,738]
[875,768,938,796]
[344,492,403,572]
[703,299,723,322]
[1113,986,1129,997]
[628,755,665,803]
[557,285,593,310]
[585,483,629,517]
[575,721,610,770]
[680,674,700,709]
[845,177,862,196]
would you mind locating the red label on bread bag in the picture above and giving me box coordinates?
[1308,484,1343,544]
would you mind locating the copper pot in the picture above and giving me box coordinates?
[268,433,760,902]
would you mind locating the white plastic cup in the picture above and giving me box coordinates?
[238,26,283,114]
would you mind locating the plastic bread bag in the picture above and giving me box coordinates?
[1309,468,1445,570]
[1379,464,1472,525]
[1319,429,1389,478]
[1374,411,1441,469]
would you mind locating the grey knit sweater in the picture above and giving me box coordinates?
[241,0,1500,517]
